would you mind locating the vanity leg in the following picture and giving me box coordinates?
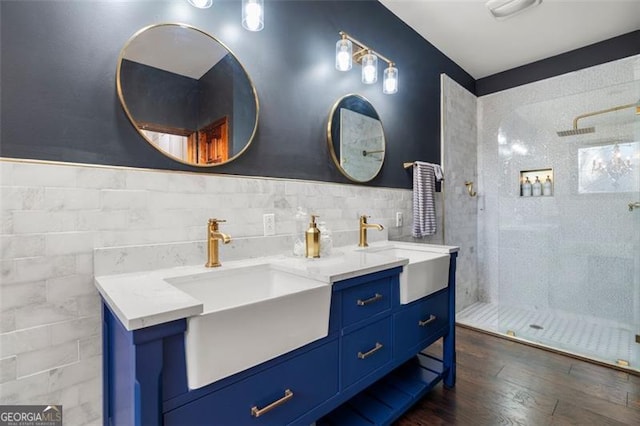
[133,339,164,426]
[102,302,186,426]
[443,253,457,388]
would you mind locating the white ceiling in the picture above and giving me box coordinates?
[379,0,640,79]
[123,25,228,79]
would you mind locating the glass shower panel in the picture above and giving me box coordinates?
[497,80,640,371]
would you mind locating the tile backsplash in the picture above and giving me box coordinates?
[0,159,432,425]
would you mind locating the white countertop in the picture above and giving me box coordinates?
[95,241,458,331]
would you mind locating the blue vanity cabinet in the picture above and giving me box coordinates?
[164,340,339,425]
[341,317,393,389]
[393,289,449,361]
[334,271,396,391]
[340,276,392,326]
[312,252,458,425]
[101,252,457,426]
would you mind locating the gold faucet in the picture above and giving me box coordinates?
[358,215,384,247]
[205,218,231,267]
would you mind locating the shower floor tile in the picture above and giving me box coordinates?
[457,302,639,373]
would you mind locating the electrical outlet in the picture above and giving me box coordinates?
[263,214,275,236]
[396,212,403,228]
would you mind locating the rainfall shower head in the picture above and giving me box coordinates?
[557,102,637,137]
[557,126,595,137]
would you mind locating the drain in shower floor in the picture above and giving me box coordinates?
[529,324,544,330]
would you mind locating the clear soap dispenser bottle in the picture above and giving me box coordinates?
[305,215,321,258]
[522,177,532,197]
[293,207,308,257]
[532,176,542,196]
[318,221,333,257]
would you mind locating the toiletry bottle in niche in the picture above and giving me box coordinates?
[543,175,552,196]
[305,215,321,258]
[522,177,532,197]
[532,176,542,196]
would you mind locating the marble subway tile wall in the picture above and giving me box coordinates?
[476,55,640,316]
[0,159,415,425]
[442,74,479,313]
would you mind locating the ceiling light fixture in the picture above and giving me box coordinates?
[242,0,264,32]
[187,0,213,9]
[336,31,398,94]
[486,0,542,20]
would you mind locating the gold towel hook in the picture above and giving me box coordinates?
[464,181,477,197]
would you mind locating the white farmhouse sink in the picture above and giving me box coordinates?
[362,244,450,304]
[165,263,331,389]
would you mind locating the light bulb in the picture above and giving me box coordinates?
[242,0,264,32]
[383,65,398,94]
[361,52,377,84]
[335,38,352,71]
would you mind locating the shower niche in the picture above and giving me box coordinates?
[520,168,553,197]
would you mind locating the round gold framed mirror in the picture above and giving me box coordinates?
[327,94,386,182]
[117,23,259,167]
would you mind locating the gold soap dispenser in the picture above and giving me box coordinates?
[305,215,321,258]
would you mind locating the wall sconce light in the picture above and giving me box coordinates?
[336,31,398,94]
[242,0,264,32]
[383,64,398,94]
[187,0,213,9]
[361,51,378,84]
[335,34,352,71]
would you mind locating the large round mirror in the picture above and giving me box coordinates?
[117,23,259,166]
[327,94,385,182]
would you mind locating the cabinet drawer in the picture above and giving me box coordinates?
[341,277,392,327]
[394,290,449,358]
[341,318,392,389]
[164,341,338,426]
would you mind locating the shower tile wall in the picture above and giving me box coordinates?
[442,74,479,312]
[477,55,640,326]
[0,160,416,425]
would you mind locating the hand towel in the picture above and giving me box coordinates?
[412,161,443,237]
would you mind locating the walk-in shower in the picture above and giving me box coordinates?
[459,78,640,372]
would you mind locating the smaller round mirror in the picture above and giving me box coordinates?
[117,23,259,167]
[327,94,385,182]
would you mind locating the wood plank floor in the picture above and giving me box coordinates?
[395,326,640,425]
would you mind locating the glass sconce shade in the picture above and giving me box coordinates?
[335,38,353,71]
[188,0,213,8]
[335,32,397,94]
[361,52,378,84]
[242,0,264,32]
[383,65,398,94]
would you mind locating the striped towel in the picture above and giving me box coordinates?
[412,161,443,237]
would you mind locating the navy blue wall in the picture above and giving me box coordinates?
[0,0,474,189]
[477,31,640,96]
[120,59,199,131]
[198,55,234,134]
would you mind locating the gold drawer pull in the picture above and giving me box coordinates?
[250,389,294,418]
[418,314,437,327]
[358,342,383,360]
[357,293,383,306]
